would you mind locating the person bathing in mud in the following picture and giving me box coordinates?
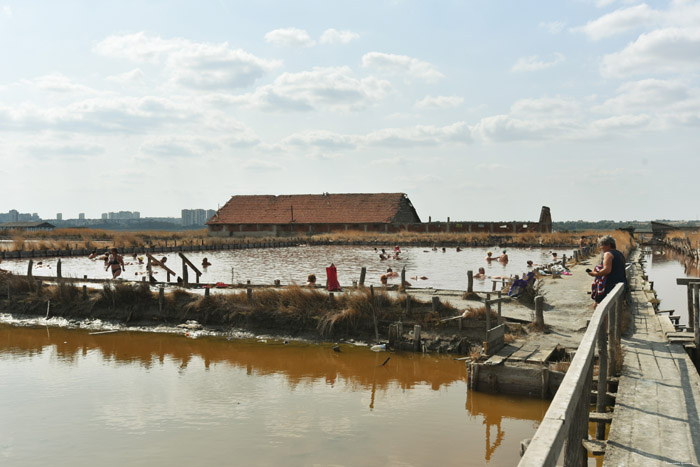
[105,248,125,279]
[202,257,212,268]
[499,250,509,263]
[474,267,487,279]
[305,274,316,287]
[386,267,399,278]
[485,251,496,262]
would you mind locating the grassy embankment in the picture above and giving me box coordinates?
[1,228,618,252]
[0,273,500,346]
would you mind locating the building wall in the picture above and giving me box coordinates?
[208,220,549,237]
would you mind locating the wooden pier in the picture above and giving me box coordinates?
[520,249,700,466]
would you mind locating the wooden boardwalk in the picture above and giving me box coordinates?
[604,260,700,466]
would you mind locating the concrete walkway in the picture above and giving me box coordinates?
[604,253,700,466]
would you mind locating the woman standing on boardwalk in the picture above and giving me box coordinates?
[587,235,625,306]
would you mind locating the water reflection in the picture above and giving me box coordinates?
[1,324,549,466]
[645,248,700,326]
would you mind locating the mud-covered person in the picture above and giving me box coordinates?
[587,235,626,307]
[105,247,126,279]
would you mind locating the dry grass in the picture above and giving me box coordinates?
[552,361,570,373]
[0,228,621,252]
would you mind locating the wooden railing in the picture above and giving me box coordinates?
[518,282,624,466]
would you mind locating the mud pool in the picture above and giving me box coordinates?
[0,245,573,290]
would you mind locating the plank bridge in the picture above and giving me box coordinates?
[519,251,700,466]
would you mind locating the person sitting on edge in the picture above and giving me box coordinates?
[305,274,316,287]
[202,257,212,267]
[499,250,509,263]
[474,267,487,279]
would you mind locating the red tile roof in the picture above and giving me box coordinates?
[208,193,419,225]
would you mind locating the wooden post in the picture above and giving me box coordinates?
[359,267,366,287]
[694,284,700,351]
[159,286,164,312]
[534,295,544,328]
[182,257,188,286]
[688,284,695,332]
[247,287,252,302]
[370,285,374,300]
[82,285,87,300]
[413,325,421,352]
[485,301,491,330]
[432,296,440,312]
[405,295,411,314]
[467,270,473,293]
[329,292,335,305]
[596,316,609,440]
[564,359,594,465]
[57,259,62,279]
[608,298,617,376]
[205,287,210,297]
[37,280,42,295]
[27,259,33,278]
[615,293,623,343]
[497,291,502,324]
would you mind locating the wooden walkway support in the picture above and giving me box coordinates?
[178,252,202,285]
[603,265,700,465]
[146,253,177,282]
[519,282,624,466]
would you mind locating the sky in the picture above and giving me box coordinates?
[0,0,699,222]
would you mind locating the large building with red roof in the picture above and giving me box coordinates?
[206,193,420,237]
[206,193,551,237]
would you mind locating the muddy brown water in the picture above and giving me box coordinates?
[0,324,549,466]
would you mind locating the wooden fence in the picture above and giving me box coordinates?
[518,282,624,466]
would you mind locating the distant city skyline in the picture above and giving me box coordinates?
[1,1,699,221]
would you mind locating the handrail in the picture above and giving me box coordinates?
[518,282,625,466]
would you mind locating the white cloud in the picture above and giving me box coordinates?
[320,29,360,45]
[370,156,406,166]
[236,66,391,112]
[283,130,357,149]
[264,28,315,47]
[595,79,694,113]
[510,96,581,116]
[95,33,280,90]
[575,3,660,40]
[363,122,471,146]
[362,52,444,82]
[590,113,652,131]
[601,27,700,77]
[475,163,507,171]
[471,114,583,142]
[24,141,105,158]
[242,159,283,171]
[539,21,566,34]
[415,95,464,109]
[140,136,218,158]
[2,5,12,17]
[280,121,472,152]
[511,53,565,72]
[32,73,96,94]
[106,68,145,84]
